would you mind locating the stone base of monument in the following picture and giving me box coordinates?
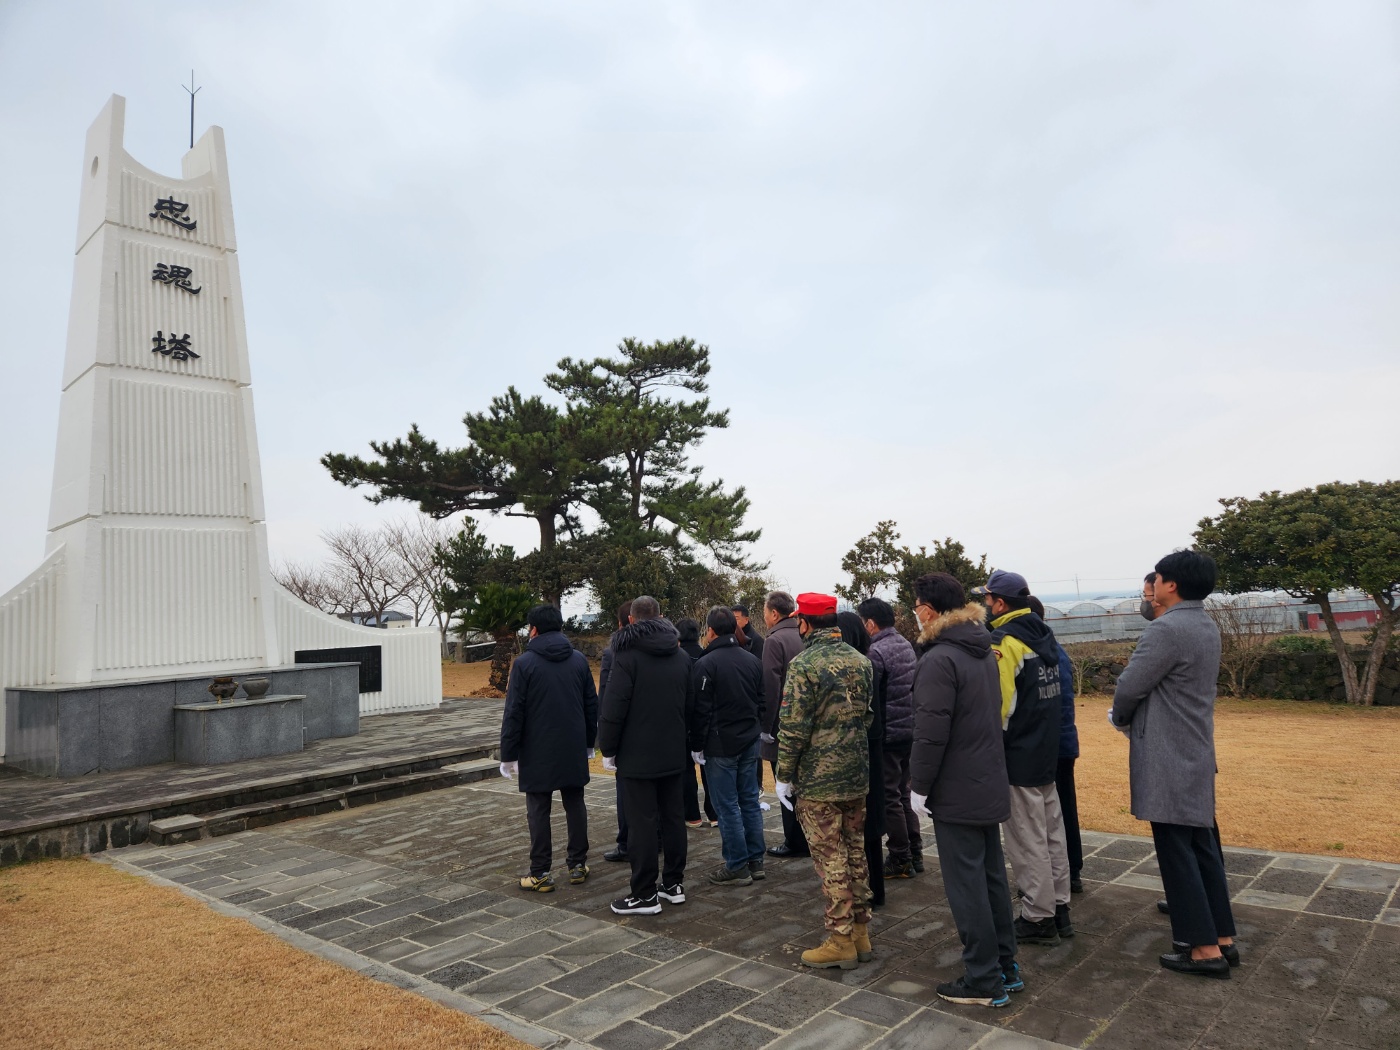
[4,663,360,777]
[173,694,306,765]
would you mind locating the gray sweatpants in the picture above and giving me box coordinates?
[1003,783,1070,921]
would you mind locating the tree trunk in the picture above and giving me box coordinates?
[536,511,561,607]
[489,632,515,692]
[1359,606,1399,707]
[1315,594,1363,704]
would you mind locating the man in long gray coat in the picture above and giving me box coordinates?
[1111,550,1237,980]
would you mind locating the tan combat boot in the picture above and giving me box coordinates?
[853,921,873,962]
[801,931,859,970]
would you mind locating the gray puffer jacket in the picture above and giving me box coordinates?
[869,626,918,747]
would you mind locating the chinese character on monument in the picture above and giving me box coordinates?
[151,331,199,361]
[149,197,197,231]
[151,263,202,294]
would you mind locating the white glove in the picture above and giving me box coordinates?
[760,733,776,744]
[910,791,930,819]
[759,801,771,812]
[1107,708,1130,736]
[602,755,617,772]
[586,748,596,759]
[775,781,795,811]
[499,761,518,779]
[691,750,706,766]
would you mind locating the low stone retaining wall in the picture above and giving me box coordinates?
[1064,643,1400,704]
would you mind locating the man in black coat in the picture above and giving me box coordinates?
[598,595,695,915]
[732,604,765,661]
[600,600,633,863]
[761,590,811,858]
[499,604,599,893]
[908,572,1018,1009]
[691,606,766,886]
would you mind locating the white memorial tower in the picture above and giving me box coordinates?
[0,96,441,767]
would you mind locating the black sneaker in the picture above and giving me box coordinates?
[936,977,1009,1008]
[707,865,753,886]
[1157,899,1170,914]
[1014,916,1060,946]
[1070,873,1084,894]
[658,883,686,904]
[748,861,766,881]
[603,846,629,862]
[1001,961,1024,992]
[1055,903,1075,938]
[610,894,661,915]
[883,857,916,879]
[910,848,925,874]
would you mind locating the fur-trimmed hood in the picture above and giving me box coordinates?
[612,616,681,656]
[916,603,993,659]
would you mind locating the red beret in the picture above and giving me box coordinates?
[796,592,838,616]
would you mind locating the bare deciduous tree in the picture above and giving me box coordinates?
[1206,598,1279,698]
[271,560,357,616]
[385,517,457,655]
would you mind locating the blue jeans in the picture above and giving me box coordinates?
[706,737,766,871]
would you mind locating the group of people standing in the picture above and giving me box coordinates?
[498,548,1237,1009]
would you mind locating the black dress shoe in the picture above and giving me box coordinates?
[1159,951,1231,979]
[1156,899,1170,914]
[603,846,629,862]
[1174,941,1240,967]
[767,843,810,859]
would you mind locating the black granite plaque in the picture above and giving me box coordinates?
[293,646,382,693]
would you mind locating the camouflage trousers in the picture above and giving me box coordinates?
[795,798,871,935]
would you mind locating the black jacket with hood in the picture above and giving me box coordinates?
[989,607,1063,787]
[909,604,1010,825]
[598,617,694,778]
[499,630,599,794]
[689,633,764,758]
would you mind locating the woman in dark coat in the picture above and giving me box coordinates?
[838,611,886,908]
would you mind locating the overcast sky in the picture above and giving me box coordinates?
[1,1,1397,606]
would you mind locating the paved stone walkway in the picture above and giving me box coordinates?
[106,771,1400,1050]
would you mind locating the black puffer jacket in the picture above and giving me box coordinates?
[689,633,764,758]
[499,630,599,794]
[868,627,918,747]
[598,618,693,778]
[909,604,1010,826]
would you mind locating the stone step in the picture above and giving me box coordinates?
[147,758,501,846]
[1,741,499,865]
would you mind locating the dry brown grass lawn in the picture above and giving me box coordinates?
[442,659,496,698]
[0,859,531,1050]
[1076,695,1400,864]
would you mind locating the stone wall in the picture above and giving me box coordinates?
[1064,642,1400,705]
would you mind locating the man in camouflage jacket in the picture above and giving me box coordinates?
[776,593,874,970]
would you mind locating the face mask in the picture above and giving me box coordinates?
[1139,599,1155,622]
[984,603,997,623]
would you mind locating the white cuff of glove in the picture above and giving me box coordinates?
[691,751,706,766]
[775,781,795,811]
[499,760,518,779]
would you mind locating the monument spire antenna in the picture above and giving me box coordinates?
[183,70,201,150]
